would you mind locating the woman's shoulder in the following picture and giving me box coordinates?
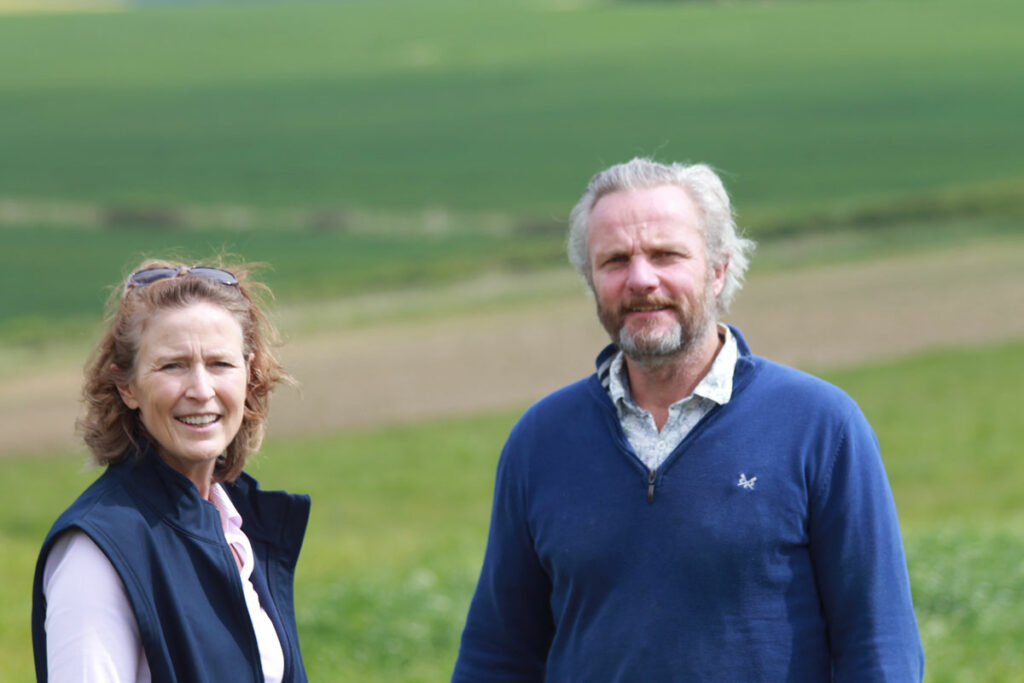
[43,529,118,593]
[224,472,311,549]
[43,466,140,548]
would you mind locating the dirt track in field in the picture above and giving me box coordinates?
[3,239,1023,456]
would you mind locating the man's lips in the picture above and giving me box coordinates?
[626,305,671,313]
[622,301,676,316]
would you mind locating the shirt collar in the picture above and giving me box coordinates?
[606,324,738,410]
[208,481,244,537]
[208,482,256,579]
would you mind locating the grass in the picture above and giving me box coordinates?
[0,219,567,341]
[2,340,1023,680]
[905,527,1024,682]
[3,0,1023,348]
[0,0,1022,215]
[2,212,1021,347]
[823,341,1024,529]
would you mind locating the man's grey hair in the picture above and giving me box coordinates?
[567,157,756,314]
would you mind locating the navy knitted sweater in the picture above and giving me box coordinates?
[453,328,923,682]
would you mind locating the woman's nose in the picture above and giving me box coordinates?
[185,367,216,401]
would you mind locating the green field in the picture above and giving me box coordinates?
[4,213,1021,347]
[2,341,1022,681]
[4,0,1023,344]
[2,0,1023,680]
[3,0,1024,339]
[1,0,1022,216]
[0,220,568,341]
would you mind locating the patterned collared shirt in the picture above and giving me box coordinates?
[603,325,738,471]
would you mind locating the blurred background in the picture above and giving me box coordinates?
[1,0,1021,679]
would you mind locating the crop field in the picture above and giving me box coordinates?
[2,0,1023,337]
[0,0,1022,216]
[4,212,1021,348]
[2,0,1023,680]
[0,220,568,341]
[3,0,1023,343]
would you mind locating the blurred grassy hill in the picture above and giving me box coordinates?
[2,0,1022,340]
[2,0,1021,213]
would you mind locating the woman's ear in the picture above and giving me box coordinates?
[113,364,139,410]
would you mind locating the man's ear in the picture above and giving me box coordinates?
[114,364,139,410]
[712,257,729,297]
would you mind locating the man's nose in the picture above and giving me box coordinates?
[626,257,658,291]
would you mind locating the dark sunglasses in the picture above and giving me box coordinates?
[125,266,239,291]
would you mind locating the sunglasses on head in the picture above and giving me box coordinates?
[124,266,239,291]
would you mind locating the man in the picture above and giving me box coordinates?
[452,158,924,681]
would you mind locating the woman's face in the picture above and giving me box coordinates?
[117,302,249,488]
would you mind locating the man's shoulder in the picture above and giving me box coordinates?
[504,373,606,440]
[529,374,602,415]
[732,327,851,401]
[742,353,861,414]
[495,374,611,476]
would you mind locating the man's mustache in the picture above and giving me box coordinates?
[618,298,680,314]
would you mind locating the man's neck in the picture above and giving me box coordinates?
[625,325,724,430]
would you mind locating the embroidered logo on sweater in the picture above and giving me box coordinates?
[737,473,757,490]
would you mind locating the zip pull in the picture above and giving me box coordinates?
[647,469,657,503]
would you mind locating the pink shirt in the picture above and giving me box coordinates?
[43,483,285,683]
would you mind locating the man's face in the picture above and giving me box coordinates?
[587,184,725,364]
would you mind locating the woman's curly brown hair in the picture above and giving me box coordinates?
[78,258,293,483]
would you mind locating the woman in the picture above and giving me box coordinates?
[31,260,310,683]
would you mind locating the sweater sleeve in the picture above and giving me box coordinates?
[42,529,151,683]
[452,433,555,682]
[808,406,925,682]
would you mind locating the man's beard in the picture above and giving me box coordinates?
[597,281,717,367]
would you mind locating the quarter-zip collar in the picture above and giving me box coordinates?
[587,325,761,501]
